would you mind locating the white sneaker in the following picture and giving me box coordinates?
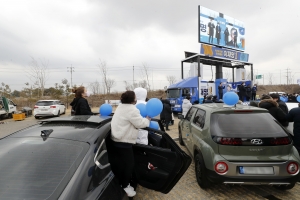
[123,184,136,197]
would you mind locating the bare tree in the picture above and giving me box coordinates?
[268,73,273,85]
[89,80,102,95]
[0,82,11,97]
[98,59,115,94]
[140,63,151,91]
[166,76,177,85]
[139,80,147,88]
[26,57,49,97]
[106,78,115,94]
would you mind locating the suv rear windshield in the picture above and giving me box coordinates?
[0,138,89,200]
[210,113,288,138]
[36,101,54,106]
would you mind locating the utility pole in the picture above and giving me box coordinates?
[133,65,134,85]
[286,68,290,85]
[67,65,75,88]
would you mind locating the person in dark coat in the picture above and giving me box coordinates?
[208,19,215,43]
[245,84,252,101]
[215,22,221,45]
[238,82,246,102]
[287,103,300,154]
[218,83,224,100]
[270,93,289,127]
[251,84,257,100]
[258,95,287,126]
[71,86,94,115]
[160,99,172,131]
[224,27,229,45]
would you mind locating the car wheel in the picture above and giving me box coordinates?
[273,183,295,190]
[63,108,66,114]
[9,112,14,118]
[179,129,184,146]
[195,153,211,189]
[56,111,60,117]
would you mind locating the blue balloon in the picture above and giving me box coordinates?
[280,96,285,102]
[297,96,300,102]
[136,103,147,117]
[146,98,163,118]
[223,92,239,106]
[149,121,159,130]
[99,104,112,116]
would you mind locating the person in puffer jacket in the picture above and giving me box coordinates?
[134,87,149,145]
[182,96,192,117]
[258,95,287,126]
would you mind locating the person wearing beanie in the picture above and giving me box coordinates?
[258,95,287,126]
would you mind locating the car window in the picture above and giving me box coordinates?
[0,138,89,200]
[36,101,54,106]
[193,109,206,129]
[185,107,197,121]
[210,113,289,138]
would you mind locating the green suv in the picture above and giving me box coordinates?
[178,103,300,190]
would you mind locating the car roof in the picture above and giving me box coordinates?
[6,116,112,143]
[192,103,268,113]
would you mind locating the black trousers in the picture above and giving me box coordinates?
[219,93,223,100]
[252,93,256,100]
[109,144,135,188]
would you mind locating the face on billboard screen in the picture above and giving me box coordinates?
[199,6,245,51]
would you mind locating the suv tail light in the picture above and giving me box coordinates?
[34,106,38,109]
[270,137,291,145]
[287,162,299,175]
[50,106,56,108]
[215,162,228,174]
[217,137,242,145]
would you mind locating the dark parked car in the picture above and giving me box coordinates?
[178,103,300,190]
[0,116,191,199]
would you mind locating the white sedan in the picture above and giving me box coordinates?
[33,100,66,119]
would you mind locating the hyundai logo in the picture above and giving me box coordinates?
[251,139,263,145]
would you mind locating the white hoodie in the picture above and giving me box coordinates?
[182,99,192,117]
[134,87,149,145]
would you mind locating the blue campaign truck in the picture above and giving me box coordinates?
[166,76,251,113]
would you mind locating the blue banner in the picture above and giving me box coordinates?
[200,44,249,62]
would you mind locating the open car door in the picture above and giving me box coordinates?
[132,119,192,194]
[2,97,9,113]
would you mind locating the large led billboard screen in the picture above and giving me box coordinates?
[198,6,245,51]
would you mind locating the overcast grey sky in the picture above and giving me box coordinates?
[1,0,300,92]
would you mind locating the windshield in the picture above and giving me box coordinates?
[167,89,181,98]
[0,138,89,200]
[36,101,54,106]
[210,113,288,138]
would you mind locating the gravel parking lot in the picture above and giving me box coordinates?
[1,111,300,200]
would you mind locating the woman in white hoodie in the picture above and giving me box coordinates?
[182,96,192,117]
[110,91,150,197]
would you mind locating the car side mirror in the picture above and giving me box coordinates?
[178,114,184,119]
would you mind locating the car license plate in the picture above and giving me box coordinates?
[238,166,274,175]
[41,109,48,111]
[170,100,175,104]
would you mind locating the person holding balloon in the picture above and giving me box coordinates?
[110,91,150,197]
[134,87,149,145]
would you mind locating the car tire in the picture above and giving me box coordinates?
[195,153,211,189]
[273,183,295,190]
[63,108,66,114]
[179,129,184,146]
[56,111,60,117]
[9,112,14,119]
